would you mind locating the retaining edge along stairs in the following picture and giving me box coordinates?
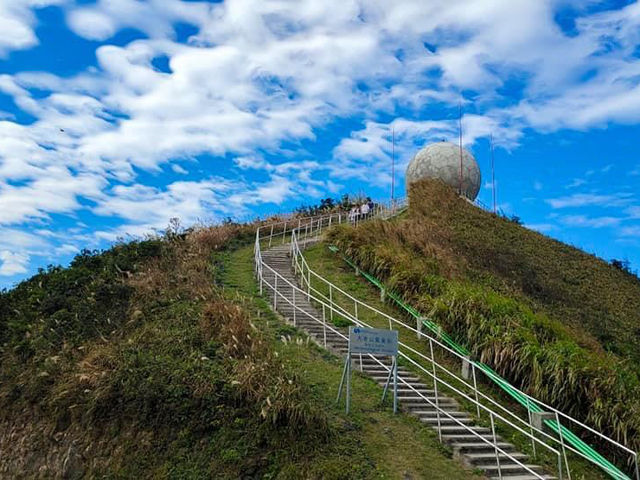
[260,242,556,480]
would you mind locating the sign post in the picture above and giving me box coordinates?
[336,326,399,414]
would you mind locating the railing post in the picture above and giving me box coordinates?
[635,454,639,480]
[555,412,572,480]
[429,338,442,442]
[269,224,274,247]
[322,304,327,348]
[273,274,278,310]
[526,397,537,459]
[558,453,564,480]
[329,284,334,321]
[354,300,358,320]
[490,412,502,480]
[417,316,423,339]
[471,364,481,419]
[293,287,297,326]
[282,221,287,244]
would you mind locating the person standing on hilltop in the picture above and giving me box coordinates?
[348,206,357,224]
[360,201,370,219]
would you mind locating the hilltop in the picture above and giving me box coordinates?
[327,179,640,454]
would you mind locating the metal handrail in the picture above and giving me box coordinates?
[288,226,566,472]
[287,213,636,479]
[256,238,549,480]
[254,203,553,479]
[254,201,637,480]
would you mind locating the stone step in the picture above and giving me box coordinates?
[465,451,528,465]
[442,434,503,443]
[491,475,556,480]
[421,417,475,427]
[261,242,554,480]
[453,442,515,453]
[412,410,468,418]
[477,463,544,476]
[438,425,491,434]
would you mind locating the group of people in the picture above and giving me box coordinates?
[348,198,375,223]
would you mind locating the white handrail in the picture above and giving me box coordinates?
[254,201,637,480]
[257,240,548,480]
[288,212,638,474]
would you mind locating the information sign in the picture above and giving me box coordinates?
[349,326,398,356]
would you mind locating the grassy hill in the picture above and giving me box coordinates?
[0,220,476,479]
[327,179,640,456]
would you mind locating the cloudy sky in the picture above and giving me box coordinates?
[1,0,640,287]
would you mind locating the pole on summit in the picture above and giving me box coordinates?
[491,133,497,214]
[391,127,395,206]
[458,101,463,196]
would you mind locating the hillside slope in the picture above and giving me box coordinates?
[0,221,475,479]
[327,179,640,455]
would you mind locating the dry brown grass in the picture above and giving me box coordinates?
[327,179,640,456]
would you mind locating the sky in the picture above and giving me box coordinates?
[1,0,640,288]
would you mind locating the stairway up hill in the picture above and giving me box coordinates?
[261,242,556,480]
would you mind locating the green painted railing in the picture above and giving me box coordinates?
[328,244,631,480]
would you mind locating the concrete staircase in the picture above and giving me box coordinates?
[261,243,555,480]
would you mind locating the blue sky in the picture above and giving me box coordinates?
[1,0,640,288]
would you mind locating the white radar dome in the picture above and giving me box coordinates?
[406,141,481,201]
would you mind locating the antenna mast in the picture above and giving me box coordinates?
[391,127,395,205]
[491,133,497,214]
[458,101,463,196]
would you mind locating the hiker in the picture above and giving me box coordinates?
[348,206,358,224]
[360,201,370,219]
[367,197,374,213]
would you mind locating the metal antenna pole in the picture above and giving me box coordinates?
[391,127,395,205]
[458,101,463,196]
[491,133,497,214]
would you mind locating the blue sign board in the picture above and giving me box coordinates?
[349,326,398,356]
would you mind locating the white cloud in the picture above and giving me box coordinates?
[0,169,105,225]
[0,1,66,57]
[66,0,210,41]
[67,9,116,41]
[546,193,634,209]
[171,164,188,175]
[0,250,29,276]
[93,178,236,228]
[620,226,640,237]
[560,215,622,228]
[525,223,556,233]
[626,206,640,219]
[567,178,588,189]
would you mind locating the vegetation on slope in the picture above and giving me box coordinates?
[302,242,608,480]
[0,219,475,479]
[327,179,640,457]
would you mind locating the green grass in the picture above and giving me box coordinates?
[217,243,481,479]
[0,223,480,479]
[325,180,640,466]
[302,241,609,480]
